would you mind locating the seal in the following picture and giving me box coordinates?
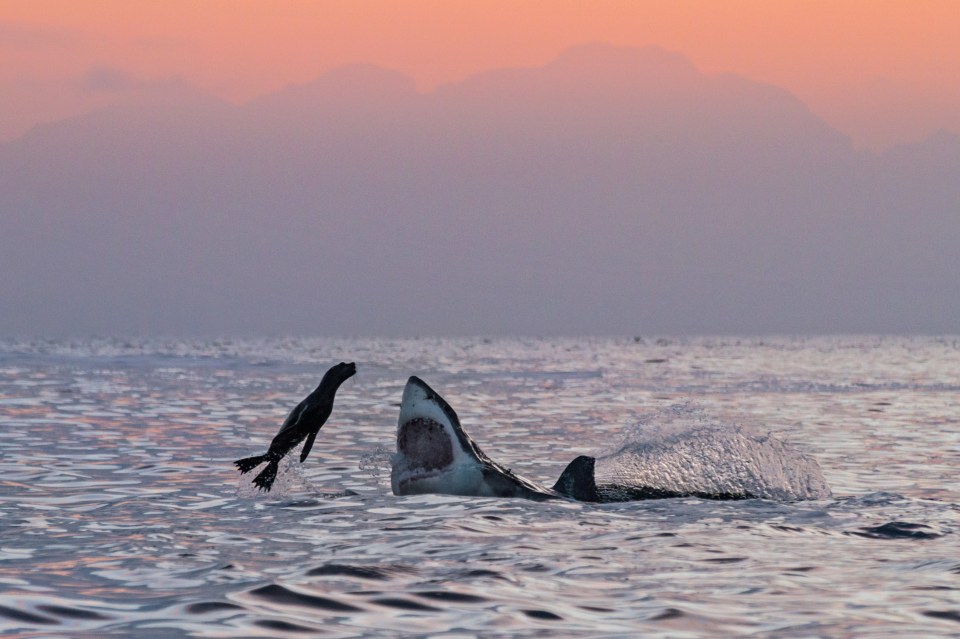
[391,376,559,500]
[235,361,356,492]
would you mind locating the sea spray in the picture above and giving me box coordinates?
[594,402,831,501]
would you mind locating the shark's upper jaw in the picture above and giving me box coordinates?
[398,377,460,433]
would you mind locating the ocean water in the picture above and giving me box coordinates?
[0,336,958,638]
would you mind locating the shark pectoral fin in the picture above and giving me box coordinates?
[300,430,318,463]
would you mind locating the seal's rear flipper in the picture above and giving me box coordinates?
[552,455,599,502]
[252,460,280,492]
[235,454,267,474]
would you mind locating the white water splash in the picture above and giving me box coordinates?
[595,403,831,501]
[359,444,394,485]
[235,442,316,498]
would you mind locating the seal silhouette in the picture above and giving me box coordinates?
[235,361,356,492]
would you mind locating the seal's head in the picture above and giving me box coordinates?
[323,361,357,386]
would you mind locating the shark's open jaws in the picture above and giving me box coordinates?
[391,376,560,500]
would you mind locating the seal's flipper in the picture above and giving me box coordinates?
[235,454,267,474]
[300,430,318,463]
[252,459,280,492]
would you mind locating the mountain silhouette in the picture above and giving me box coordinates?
[2,44,958,335]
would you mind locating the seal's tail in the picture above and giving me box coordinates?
[234,454,267,474]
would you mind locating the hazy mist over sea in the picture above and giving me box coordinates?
[2,45,959,337]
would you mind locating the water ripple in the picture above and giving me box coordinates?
[1,336,958,636]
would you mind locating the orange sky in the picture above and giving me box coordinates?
[2,0,959,149]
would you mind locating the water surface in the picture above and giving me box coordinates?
[1,336,958,637]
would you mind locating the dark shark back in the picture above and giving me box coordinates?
[552,454,757,502]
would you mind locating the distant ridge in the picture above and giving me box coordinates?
[1,44,958,336]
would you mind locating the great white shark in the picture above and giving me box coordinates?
[391,376,830,502]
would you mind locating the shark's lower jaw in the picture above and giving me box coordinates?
[392,468,450,494]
